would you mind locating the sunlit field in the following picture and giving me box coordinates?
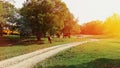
[1,0,120,68]
[34,38,120,68]
[0,35,87,61]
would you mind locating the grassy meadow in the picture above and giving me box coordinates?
[34,38,120,68]
[0,35,87,61]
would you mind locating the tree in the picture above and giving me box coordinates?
[81,20,104,35]
[0,1,16,37]
[62,14,81,38]
[0,1,5,37]
[16,16,32,37]
[71,20,81,35]
[20,0,73,41]
[104,13,120,35]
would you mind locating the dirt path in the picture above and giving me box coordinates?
[0,39,98,68]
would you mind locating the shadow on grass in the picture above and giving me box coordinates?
[0,35,46,47]
[46,58,120,68]
[15,39,45,45]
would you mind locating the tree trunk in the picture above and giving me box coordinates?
[56,33,60,38]
[36,33,41,41]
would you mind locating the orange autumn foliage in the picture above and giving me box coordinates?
[81,20,104,35]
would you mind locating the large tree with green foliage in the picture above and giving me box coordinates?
[0,0,16,37]
[20,0,74,41]
[0,1,5,37]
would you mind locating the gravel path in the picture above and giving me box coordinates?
[0,39,97,68]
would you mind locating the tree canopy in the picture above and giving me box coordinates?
[0,1,16,36]
[104,13,120,35]
[20,0,75,40]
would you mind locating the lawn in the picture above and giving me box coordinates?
[34,38,120,68]
[0,35,87,61]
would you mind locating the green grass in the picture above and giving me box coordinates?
[3,35,21,42]
[0,36,86,61]
[34,39,120,68]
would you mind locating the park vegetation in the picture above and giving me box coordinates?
[20,0,80,40]
[0,0,120,44]
[0,0,120,67]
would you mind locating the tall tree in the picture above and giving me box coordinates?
[71,19,81,35]
[0,1,5,37]
[62,14,79,38]
[21,0,73,41]
[0,1,16,37]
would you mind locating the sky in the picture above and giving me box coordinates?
[13,0,120,24]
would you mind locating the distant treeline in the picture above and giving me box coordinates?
[0,0,120,41]
[80,13,120,35]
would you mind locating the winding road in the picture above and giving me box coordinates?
[0,39,98,68]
